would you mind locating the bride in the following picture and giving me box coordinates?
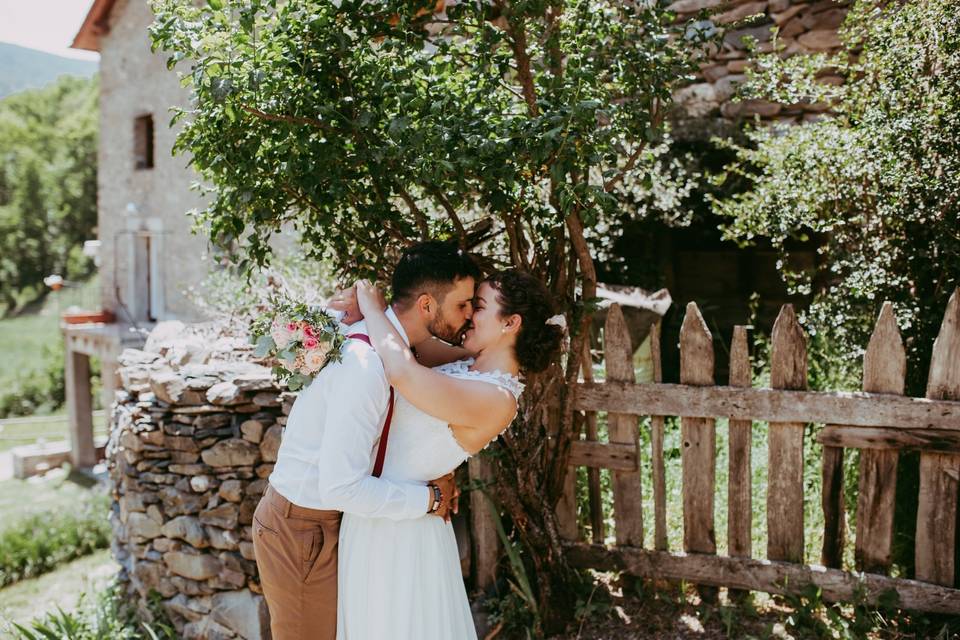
[336,269,564,640]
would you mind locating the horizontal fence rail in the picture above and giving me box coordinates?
[572,383,960,432]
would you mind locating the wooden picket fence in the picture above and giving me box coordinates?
[470,289,960,614]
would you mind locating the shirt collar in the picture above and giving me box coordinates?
[385,306,410,347]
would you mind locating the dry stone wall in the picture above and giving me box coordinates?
[669,0,850,127]
[108,322,288,639]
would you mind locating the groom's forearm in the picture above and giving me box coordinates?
[318,475,431,520]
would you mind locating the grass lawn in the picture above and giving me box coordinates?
[0,276,100,415]
[0,412,108,454]
[0,549,118,629]
[0,469,105,531]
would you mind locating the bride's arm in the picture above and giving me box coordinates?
[356,281,516,438]
[411,337,474,367]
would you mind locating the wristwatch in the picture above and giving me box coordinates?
[427,483,443,514]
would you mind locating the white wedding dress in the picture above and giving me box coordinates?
[336,359,524,640]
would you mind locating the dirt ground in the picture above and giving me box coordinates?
[483,579,960,640]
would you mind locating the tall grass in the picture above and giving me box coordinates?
[4,580,176,640]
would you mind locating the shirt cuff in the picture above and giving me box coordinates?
[407,485,432,518]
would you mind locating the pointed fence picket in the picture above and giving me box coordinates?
[487,291,960,615]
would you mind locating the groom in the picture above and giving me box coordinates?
[252,240,481,640]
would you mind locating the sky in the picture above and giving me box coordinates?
[0,0,100,62]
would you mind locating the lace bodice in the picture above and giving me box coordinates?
[373,359,524,483]
[431,358,525,399]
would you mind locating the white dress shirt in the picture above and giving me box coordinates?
[269,308,430,519]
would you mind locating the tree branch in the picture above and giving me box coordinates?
[240,104,331,130]
[430,189,468,242]
[397,186,430,239]
[501,7,539,117]
[602,99,663,192]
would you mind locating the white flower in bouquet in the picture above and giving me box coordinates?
[302,346,329,374]
[270,319,296,350]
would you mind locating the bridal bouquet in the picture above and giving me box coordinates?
[249,297,345,391]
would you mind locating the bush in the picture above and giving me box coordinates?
[0,493,111,587]
[5,580,177,640]
[0,342,102,419]
[712,0,960,397]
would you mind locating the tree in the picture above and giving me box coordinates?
[150,0,709,631]
[712,0,960,573]
[714,0,959,398]
[0,75,98,314]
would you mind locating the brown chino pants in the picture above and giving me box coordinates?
[253,484,343,640]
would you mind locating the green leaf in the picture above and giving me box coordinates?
[253,334,276,357]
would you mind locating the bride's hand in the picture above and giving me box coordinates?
[328,285,363,325]
[355,279,388,316]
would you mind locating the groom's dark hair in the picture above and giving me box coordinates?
[391,240,481,308]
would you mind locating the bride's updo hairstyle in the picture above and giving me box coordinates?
[484,270,564,373]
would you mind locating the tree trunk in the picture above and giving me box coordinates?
[491,329,588,636]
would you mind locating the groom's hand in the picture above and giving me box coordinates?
[428,472,458,521]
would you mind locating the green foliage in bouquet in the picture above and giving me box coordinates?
[248,296,345,391]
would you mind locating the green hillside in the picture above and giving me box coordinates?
[0,42,97,99]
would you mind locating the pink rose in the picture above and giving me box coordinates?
[303,337,320,350]
[303,324,318,339]
[285,322,299,332]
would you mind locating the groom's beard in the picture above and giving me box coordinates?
[428,311,469,346]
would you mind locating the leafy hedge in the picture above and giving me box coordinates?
[0,494,111,588]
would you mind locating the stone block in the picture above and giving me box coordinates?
[798,28,842,51]
[164,551,223,581]
[165,435,199,452]
[211,590,271,640]
[218,479,244,503]
[206,382,247,406]
[239,541,256,561]
[202,439,260,467]
[240,420,265,443]
[259,425,283,463]
[183,618,236,640]
[191,475,214,493]
[150,369,187,404]
[208,526,240,551]
[127,512,162,540]
[666,0,722,12]
[714,1,766,25]
[200,503,240,530]
[162,515,209,548]
[160,486,208,516]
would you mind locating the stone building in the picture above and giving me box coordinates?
[74,0,215,325]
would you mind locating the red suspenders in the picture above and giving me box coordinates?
[346,333,394,478]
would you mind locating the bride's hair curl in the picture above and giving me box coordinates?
[484,270,564,373]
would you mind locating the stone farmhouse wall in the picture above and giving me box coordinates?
[108,322,286,639]
[671,0,850,127]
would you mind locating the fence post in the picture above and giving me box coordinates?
[768,304,808,564]
[680,302,717,600]
[605,304,644,546]
[581,341,605,543]
[852,302,905,573]
[650,320,668,552]
[917,288,960,586]
[728,325,752,599]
